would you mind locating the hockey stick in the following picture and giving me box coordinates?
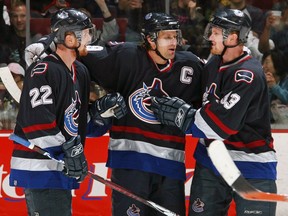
[208,140,288,202]
[0,64,21,103]
[9,134,180,216]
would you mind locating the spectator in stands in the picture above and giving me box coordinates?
[72,0,117,18]
[224,0,266,37]
[258,1,288,55]
[30,0,69,17]
[170,0,207,58]
[117,0,143,43]
[0,1,41,68]
[91,0,119,44]
[114,0,166,44]
[262,49,288,127]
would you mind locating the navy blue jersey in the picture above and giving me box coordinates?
[187,52,277,180]
[10,53,91,189]
[82,42,203,180]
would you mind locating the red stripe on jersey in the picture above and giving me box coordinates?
[22,120,57,133]
[205,104,238,135]
[225,139,272,149]
[219,55,252,72]
[111,126,185,143]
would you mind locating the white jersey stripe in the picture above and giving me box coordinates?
[229,150,277,163]
[29,132,65,149]
[109,138,185,162]
[11,157,64,171]
[194,110,224,140]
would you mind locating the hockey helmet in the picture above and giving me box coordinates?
[141,12,182,45]
[50,8,96,44]
[204,9,251,44]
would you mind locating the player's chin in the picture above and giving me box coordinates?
[210,47,221,55]
[167,49,176,58]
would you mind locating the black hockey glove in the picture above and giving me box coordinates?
[62,135,88,182]
[89,92,127,126]
[151,96,196,133]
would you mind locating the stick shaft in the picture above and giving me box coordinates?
[208,140,288,203]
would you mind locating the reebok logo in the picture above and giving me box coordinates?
[71,144,83,157]
[175,108,185,127]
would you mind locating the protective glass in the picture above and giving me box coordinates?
[203,23,228,42]
[74,24,97,45]
[156,30,182,46]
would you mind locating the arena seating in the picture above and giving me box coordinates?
[30,17,128,42]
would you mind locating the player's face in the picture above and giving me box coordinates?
[209,27,225,55]
[156,30,178,59]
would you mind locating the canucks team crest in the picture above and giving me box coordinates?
[129,78,169,124]
[126,204,140,216]
[192,198,205,213]
[64,91,81,136]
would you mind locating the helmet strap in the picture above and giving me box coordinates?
[155,49,168,61]
[221,37,240,56]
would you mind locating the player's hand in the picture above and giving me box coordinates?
[62,135,88,182]
[25,35,56,66]
[151,96,196,133]
[89,92,127,126]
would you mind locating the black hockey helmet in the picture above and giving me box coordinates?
[141,12,182,45]
[204,8,251,44]
[50,8,96,44]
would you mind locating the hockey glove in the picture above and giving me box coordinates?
[62,135,88,182]
[151,96,196,133]
[25,34,56,66]
[89,92,127,126]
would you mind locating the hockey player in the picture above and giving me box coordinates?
[151,9,277,216]
[80,12,203,215]
[9,8,104,216]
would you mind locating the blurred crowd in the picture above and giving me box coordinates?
[1,0,288,129]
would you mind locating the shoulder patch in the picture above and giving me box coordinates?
[31,62,48,77]
[234,70,254,83]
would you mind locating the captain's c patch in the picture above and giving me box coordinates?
[234,70,254,83]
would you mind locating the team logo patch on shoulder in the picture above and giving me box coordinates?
[31,62,48,77]
[234,70,254,83]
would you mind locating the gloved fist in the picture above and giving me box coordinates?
[62,135,88,182]
[151,96,196,133]
[89,92,127,126]
[25,34,56,66]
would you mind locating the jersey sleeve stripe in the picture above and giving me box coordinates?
[204,104,238,135]
[22,120,57,133]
